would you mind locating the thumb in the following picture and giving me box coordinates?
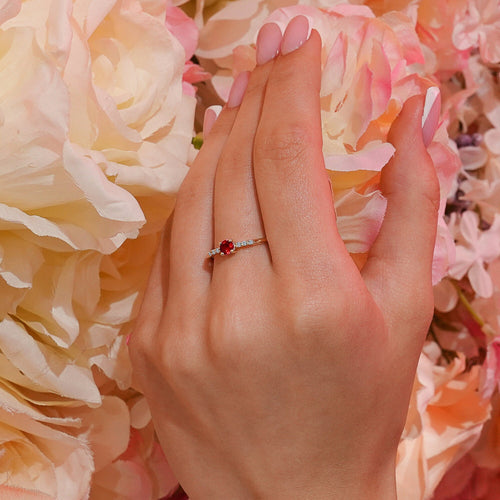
[361,91,440,328]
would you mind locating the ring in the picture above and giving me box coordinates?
[208,238,267,258]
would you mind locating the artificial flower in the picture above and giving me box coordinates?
[0,0,195,496]
[397,345,491,499]
[452,0,500,65]
[448,212,500,298]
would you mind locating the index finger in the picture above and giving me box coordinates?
[253,22,356,280]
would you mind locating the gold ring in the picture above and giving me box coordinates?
[208,238,267,258]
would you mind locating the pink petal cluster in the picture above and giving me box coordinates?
[165,5,211,96]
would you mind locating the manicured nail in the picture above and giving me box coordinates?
[256,23,283,65]
[281,15,309,55]
[203,105,222,135]
[227,71,250,108]
[422,87,441,147]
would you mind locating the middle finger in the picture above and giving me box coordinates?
[212,23,283,281]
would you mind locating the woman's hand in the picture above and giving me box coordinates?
[130,16,440,499]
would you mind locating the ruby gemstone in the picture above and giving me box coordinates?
[219,240,234,255]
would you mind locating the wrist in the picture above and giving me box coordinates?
[261,455,398,500]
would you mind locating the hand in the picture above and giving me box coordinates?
[130,16,440,500]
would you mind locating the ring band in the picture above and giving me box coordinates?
[208,238,267,258]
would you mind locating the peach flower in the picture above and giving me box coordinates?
[396,344,491,499]
[433,393,500,499]
[92,424,179,499]
[90,387,178,498]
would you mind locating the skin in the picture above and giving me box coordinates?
[129,30,440,499]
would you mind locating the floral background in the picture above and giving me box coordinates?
[0,0,499,498]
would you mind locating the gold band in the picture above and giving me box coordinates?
[208,237,267,258]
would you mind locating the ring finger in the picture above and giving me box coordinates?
[211,23,283,284]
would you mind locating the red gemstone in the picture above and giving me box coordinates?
[219,239,234,255]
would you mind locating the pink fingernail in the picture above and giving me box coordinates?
[422,87,441,147]
[203,105,222,135]
[256,23,283,65]
[281,15,310,55]
[227,71,250,108]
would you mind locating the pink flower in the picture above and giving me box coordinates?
[165,5,211,96]
[448,212,500,297]
[92,423,179,499]
[452,0,500,64]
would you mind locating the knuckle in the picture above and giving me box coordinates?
[285,281,343,337]
[128,331,151,368]
[243,74,267,102]
[390,283,434,334]
[255,123,316,165]
[128,313,161,367]
[206,301,257,361]
[422,159,441,215]
[176,174,200,211]
[159,329,206,387]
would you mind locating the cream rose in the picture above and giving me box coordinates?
[0,0,194,496]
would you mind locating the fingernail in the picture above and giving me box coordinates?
[422,87,441,147]
[281,15,309,55]
[256,23,283,65]
[227,71,250,108]
[203,105,222,135]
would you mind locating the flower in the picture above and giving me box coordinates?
[452,0,500,65]
[397,344,491,499]
[165,5,211,96]
[0,383,94,499]
[432,392,500,499]
[91,398,179,498]
[0,0,195,495]
[448,211,500,298]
